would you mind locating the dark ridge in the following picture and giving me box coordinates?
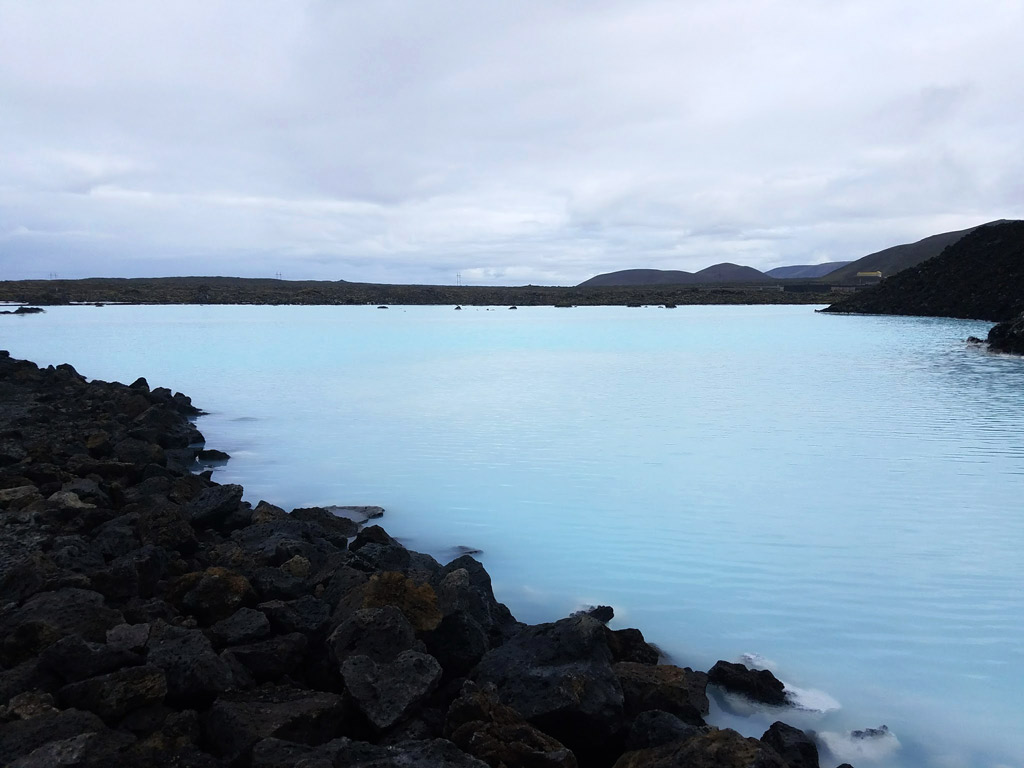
[764,261,851,279]
[692,262,772,283]
[821,224,997,284]
[822,220,1024,321]
[577,269,697,287]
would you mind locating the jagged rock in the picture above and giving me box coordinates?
[614,662,709,725]
[57,664,167,723]
[433,560,520,647]
[0,589,124,666]
[472,615,625,762]
[363,571,443,632]
[145,622,235,703]
[341,650,443,730]
[708,660,787,706]
[202,685,346,763]
[613,727,787,768]
[987,311,1024,355]
[106,623,151,652]
[135,500,198,555]
[209,607,272,647]
[186,484,245,528]
[760,721,819,768]
[222,632,308,683]
[0,708,111,766]
[39,634,142,683]
[258,596,331,636]
[252,566,308,600]
[624,709,701,751]
[169,567,257,625]
[46,491,95,510]
[329,605,422,664]
[446,681,579,768]
[605,627,660,665]
[291,505,360,537]
[0,692,58,721]
[423,611,490,677]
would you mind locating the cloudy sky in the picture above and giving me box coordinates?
[1,1,1021,285]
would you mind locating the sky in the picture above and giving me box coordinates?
[1,1,1022,286]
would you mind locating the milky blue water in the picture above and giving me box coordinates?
[3,304,1023,768]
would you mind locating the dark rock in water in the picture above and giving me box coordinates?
[624,709,700,751]
[472,614,625,762]
[760,721,819,768]
[708,660,787,706]
[613,727,787,768]
[614,662,709,726]
[580,605,614,623]
[446,681,578,768]
[851,724,890,739]
[202,685,347,763]
[341,650,443,729]
[986,311,1024,355]
[197,448,230,461]
[0,306,45,315]
[328,504,386,522]
[966,335,985,344]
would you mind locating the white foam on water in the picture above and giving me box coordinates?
[819,726,900,764]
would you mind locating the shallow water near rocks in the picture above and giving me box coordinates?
[4,304,1024,768]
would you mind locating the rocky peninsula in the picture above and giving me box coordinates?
[0,352,851,768]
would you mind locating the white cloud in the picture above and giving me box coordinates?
[0,0,1021,284]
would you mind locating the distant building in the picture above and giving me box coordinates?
[856,270,883,284]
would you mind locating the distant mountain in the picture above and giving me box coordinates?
[578,263,772,287]
[764,261,851,279]
[823,225,989,283]
[822,220,1024,321]
[577,269,697,287]
[692,263,771,282]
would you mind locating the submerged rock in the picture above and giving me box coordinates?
[708,660,787,706]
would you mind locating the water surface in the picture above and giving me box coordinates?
[4,304,1022,768]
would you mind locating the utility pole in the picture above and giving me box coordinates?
[457,272,462,287]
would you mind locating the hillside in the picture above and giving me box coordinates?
[764,261,850,279]
[578,263,772,287]
[823,225,983,283]
[822,220,1024,321]
[577,268,697,287]
[692,263,771,282]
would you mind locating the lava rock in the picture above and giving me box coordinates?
[707,660,787,706]
[341,650,443,730]
[760,721,819,768]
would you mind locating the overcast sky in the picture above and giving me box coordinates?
[1,1,1021,285]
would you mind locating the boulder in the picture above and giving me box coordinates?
[0,589,124,666]
[624,709,701,751]
[57,664,167,723]
[613,662,709,725]
[169,567,256,625]
[707,661,787,706]
[209,607,272,647]
[0,708,111,766]
[222,632,308,683]
[258,596,331,637]
[39,634,142,683]
[446,681,578,768]
[186,484,245,529]
[202,685,346,763]
[760,721,819,768]
[145,622,235,704]
[362,571,442,632]
[613,727,787,768]
[987,311,1024,355]
[341,650,443,730]
[329,606,422,665]
[472,615,624,761]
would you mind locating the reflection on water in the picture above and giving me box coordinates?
[5,304,1024,768]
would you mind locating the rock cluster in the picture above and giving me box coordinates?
[0,351,843,767]
[986,312,1024,355]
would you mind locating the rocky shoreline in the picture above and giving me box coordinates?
[1,352,851,768]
